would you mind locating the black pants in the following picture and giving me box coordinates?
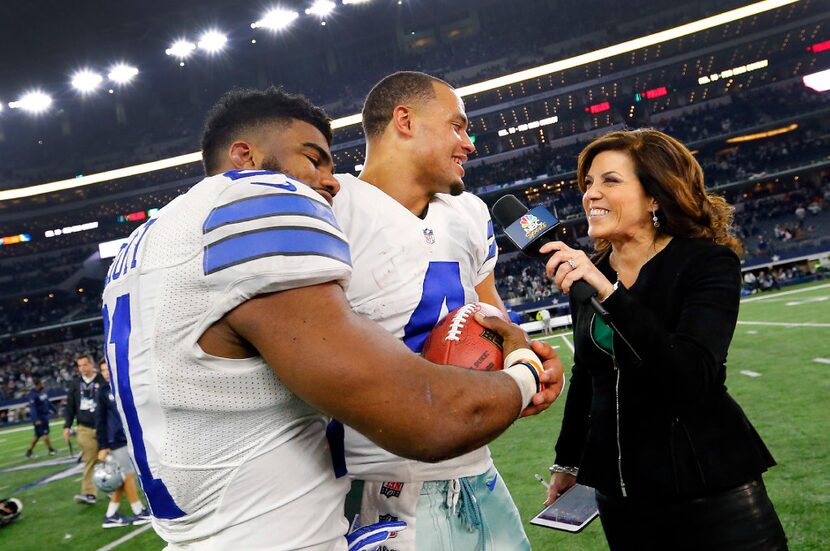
[596,479,788,550]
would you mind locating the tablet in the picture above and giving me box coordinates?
[530,483,599,533]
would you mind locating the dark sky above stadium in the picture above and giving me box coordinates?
[2,0,724,95]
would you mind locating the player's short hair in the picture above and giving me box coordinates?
[98,357,107,367]
[200,86,332,175]
[75,353,94,365]
[362,71,451,139]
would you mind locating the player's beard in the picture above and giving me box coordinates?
[448,181,464,196]
[260,155,284,175]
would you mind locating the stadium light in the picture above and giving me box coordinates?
[108,64,139,84]
[197,30,228,53]
[165,39,196,59]
[305,1,336,17]
[803,68,830,93]
[343,0,372,4]
[3,0,801,200]
[71,69,104,93]
[251,8,299,31]
[455,0,797,97]
[726,123,798,143]
[0,151,203,201]
[8,91,53,113]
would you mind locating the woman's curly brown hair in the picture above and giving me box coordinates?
[577,128,742,257]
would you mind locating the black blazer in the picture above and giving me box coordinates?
[554,237,775,499]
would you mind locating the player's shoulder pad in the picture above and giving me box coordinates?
[200,169,340,233]
[434,190,491,221]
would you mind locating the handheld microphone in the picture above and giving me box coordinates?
[492,194,611,321]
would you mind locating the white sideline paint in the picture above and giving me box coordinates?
[741,283,830,303]
[0,420,63,435]
[813,358,830,365]
[740,370,762,377]
[737,321,830,328]
[786,296,829,306]
[94,524,154,551]
[560,334,575,353]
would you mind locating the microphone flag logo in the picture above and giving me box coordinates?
[519,213,547,239]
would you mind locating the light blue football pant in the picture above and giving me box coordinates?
[415,464,531,551]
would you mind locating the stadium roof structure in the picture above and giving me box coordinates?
[4,0,802,196]
[0,0,827,245]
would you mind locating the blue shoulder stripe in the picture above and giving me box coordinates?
[203,194,339,233]
[204,226,351,275]
[487,220,494,239]
[486,241,497,261]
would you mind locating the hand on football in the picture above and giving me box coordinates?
[519,340,565,418]
[474,312,532,356]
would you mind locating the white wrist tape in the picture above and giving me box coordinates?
[502,348,544,412]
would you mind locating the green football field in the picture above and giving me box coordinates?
[1,281,828,550]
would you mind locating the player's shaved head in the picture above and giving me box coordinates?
[201,86,332,175]
[362,71,451,139]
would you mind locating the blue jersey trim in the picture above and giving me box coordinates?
[203,194,339,233]
[203,226,351,275]
[486,242,497,261]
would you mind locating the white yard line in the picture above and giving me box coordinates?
[813,358,830,365]
[0,420,63,436]
[95,524,154,551]
[741,283,830,303]
[740,370,762,377]
[559,334,575,353]
[737,321,830,328]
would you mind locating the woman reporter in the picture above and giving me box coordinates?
[542,129,787,550]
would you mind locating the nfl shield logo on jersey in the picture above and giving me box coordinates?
[380,482,404,498]
[423,228,435,244]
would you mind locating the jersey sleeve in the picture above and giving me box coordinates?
[201,170,352,323]
[465,194,498,285]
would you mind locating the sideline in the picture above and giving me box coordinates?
[95,524,154,551]
[737,321,830,328]
[0,420,63,436]
[740,283,830,303]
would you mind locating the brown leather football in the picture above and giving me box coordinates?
[422,302,507,371]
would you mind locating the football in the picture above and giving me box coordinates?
[422,302,507,371]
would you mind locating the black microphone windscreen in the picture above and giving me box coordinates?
[492,194,528,229]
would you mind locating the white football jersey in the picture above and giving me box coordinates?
[101,170,352,550]
[332,173,498,482]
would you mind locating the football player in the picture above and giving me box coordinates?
[332,71,550,549]
[25,378,57,458]
[101,86,563,550]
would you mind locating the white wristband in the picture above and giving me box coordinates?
[502,348,544,413]
[504,348,542,370]
[503,363,541,413]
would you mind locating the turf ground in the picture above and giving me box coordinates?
[0,281,828,550]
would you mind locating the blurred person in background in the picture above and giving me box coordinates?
[64,353,104,505]
[96,358,151,528]
[541,129,787,550]
[25,378,57,458]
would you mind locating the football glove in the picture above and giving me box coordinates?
[346,517,407,551]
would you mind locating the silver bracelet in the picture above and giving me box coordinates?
[549,464,579,476]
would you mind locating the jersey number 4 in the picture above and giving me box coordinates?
[402,261,465,353]
[103,294,186,519]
